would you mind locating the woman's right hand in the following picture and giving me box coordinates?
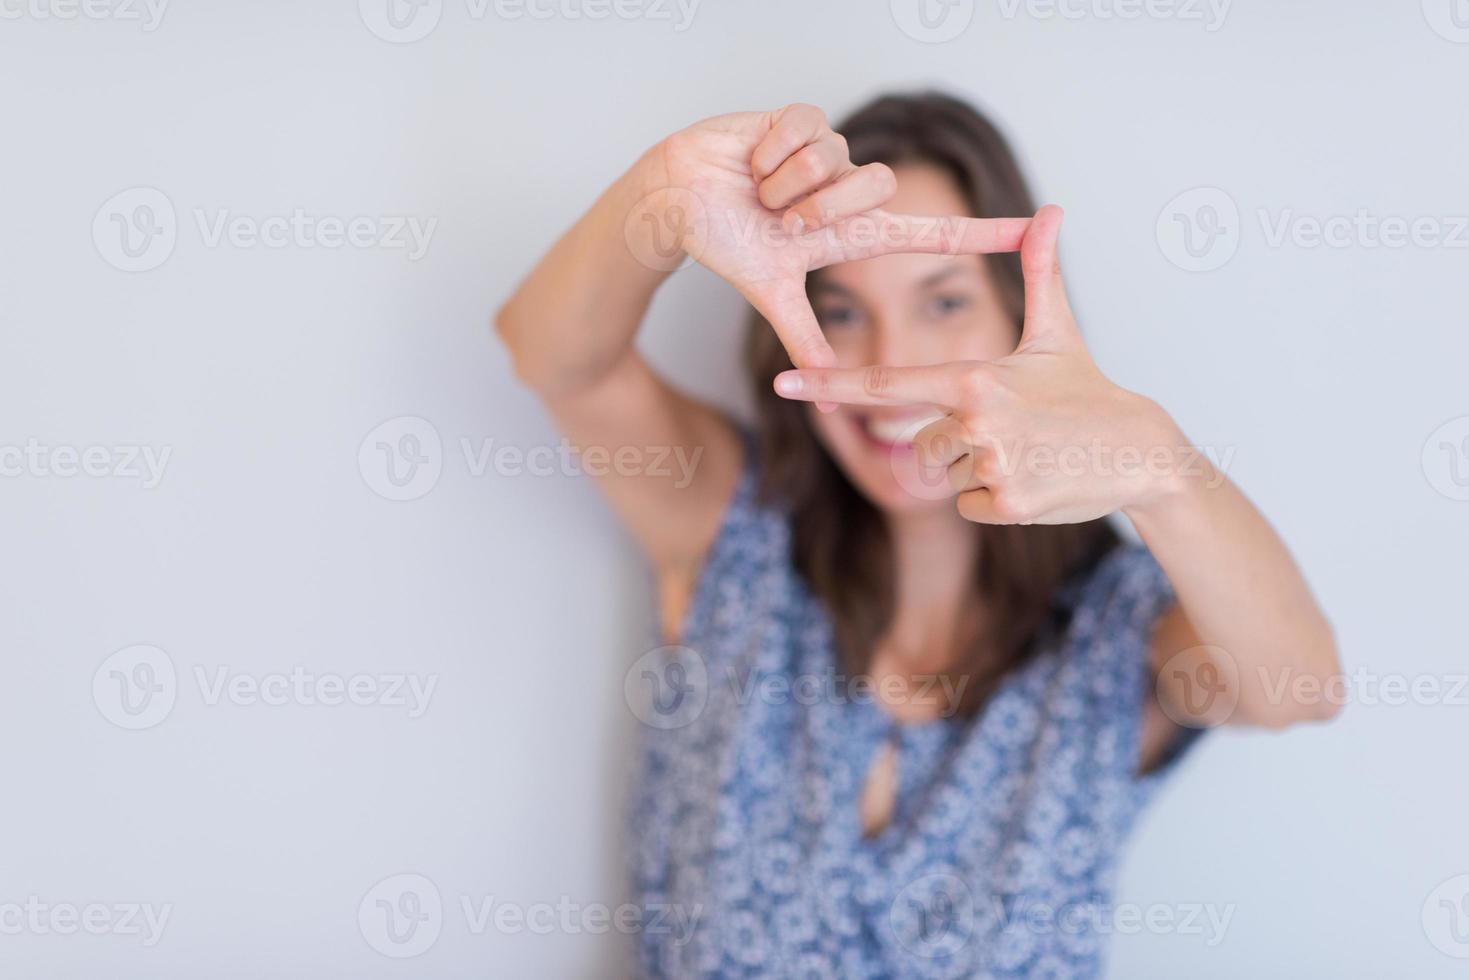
[624,104,1032,370]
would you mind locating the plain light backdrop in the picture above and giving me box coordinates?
[2,0,1466,976]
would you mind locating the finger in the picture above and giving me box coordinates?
[913,415,970,470]
[750,104,828,181]
[781,162,895,234]
[757,132,853,212]
[772,362,974,407]
[1019,204,1078,348]
[836,212,1031,262]
[743,277,836,370]
[948,454,980,492]
[956,487,1018,524]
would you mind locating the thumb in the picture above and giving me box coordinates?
[743,277,836,370]
[1019,205,1079,350]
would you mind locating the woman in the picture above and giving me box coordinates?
[497,94,1339,977]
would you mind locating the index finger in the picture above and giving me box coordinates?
[772,362,973,407]
[865,212,1031,257]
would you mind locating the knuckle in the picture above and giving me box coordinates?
[915,432,948,466]
[957,491,986,523]
[787,103,824,127]
[956,365,990,405]
[794,336,829,367]
[990,489,1027,524]
[972,452,1000,485]
[796,146,830,182]
[867,162,897,196]
[862,365,892,398]
[756,179,781,210]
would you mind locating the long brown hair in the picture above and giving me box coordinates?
[744,92,1120,716]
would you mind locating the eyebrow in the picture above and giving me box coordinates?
[811,263,981,299]
[915,264,979,289]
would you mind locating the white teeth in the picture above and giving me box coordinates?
[863,414,943,446]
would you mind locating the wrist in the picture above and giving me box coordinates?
[624,140,673,201]
[1118,395,1199,521]
[608,140,698,277]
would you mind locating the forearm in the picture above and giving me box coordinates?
[1123,410,1341,727]
[495,146,673,398]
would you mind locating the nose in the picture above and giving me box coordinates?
[869,316,919,368]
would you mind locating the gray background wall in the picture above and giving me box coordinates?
[2,0,1467,976]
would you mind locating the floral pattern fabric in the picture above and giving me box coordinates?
[627,446,1203,978]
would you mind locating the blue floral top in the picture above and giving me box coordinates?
[627,443,1204,978]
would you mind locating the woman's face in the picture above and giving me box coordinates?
[807,163,1019,514]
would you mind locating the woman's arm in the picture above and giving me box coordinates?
[495,144,742,594]
[495,146,679,400]
[1126,454,1341,730]
[767,206,1343,745]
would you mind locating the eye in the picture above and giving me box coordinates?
[816,304,861,330]
[926,294,971,319]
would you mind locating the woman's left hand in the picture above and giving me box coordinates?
[773,206,1187,525]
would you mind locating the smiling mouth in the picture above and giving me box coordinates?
[852,411,945,452]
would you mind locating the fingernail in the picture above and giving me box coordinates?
[783,212,805,237]
[774,372,804,395]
